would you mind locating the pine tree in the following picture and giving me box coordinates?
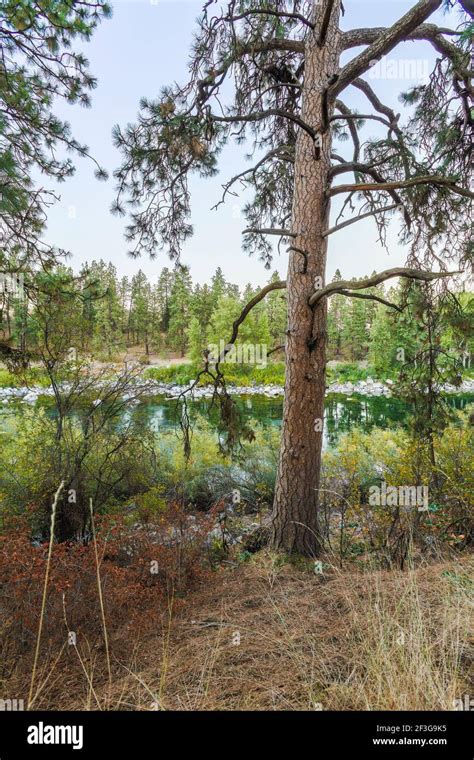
[114,0,472,555]
[168,266,193,356]
[187,315,207,364]
[130,270,151,350]
[327,269,345,360]
[266,271,287,355]
[210,267,227,302]
[156,268,173,332]
[191,283,215,333]
[0,0,110,269]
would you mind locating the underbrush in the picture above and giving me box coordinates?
[326,362,380,383]
[0,537,471,710]
[0,399,471,710]
[0,504,221,709]
[0,367,50,388]
[144,362,286,387]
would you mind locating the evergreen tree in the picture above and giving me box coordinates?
[211,267,227,302]
[156,268,173,332]
[191,283,214,332]
[0,0,110,269]
[130,270,151,350]
[168,266,193,355]
[327,269,345,360]
[92,262,123,357]
[266,271,287,354]
[113,0,472,555]
[187,315,207,364]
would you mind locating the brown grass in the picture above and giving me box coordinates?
[8,551,471,712]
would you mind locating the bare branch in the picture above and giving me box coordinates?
[334,100,360,165]
[337,290,404,312]
[242,227,296,237]
[328,175,474,199]
[210,108,316,139]
[328,162,410,226]
[267,344,286,357]
[309,268,459,307]
[218,280,287,362]
[212,146,294,210]
[322,203,401,237]
[225,8,314,30]
[331,112,392,129]
[351,78,399,123]
[330,0,443,97]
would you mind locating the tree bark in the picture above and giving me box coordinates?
[270,0,342,556]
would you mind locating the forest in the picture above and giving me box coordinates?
[0,0,472,730]
[2,262,472,370]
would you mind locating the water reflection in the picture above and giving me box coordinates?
[1,393,472,448]
[123,393,473,449]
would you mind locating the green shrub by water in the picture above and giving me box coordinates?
[145,362,286,387]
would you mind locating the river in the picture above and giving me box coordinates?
[2,393,471,449]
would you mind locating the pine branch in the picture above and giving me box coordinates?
[337,290,404,312]
[218,280,287,362]
[330,0,443,97]
[309,268,459,307]
[322,203,401,237]
[210,108,316,139]
[328,175,474,199]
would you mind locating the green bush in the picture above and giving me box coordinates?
[144,362,285,387]
[0,367,50,388]
[327,363,387,384]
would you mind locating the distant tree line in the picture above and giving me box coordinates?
[0,264,471,373]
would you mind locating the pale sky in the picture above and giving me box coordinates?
[40,0,453,287]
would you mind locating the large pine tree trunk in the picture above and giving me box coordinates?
[270,1,341,556]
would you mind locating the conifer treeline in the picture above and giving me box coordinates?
[1,263,471,372]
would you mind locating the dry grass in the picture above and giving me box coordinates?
[15,551,471,712]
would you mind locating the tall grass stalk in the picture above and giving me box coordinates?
[28,480,65,709]
[90,498,112,686]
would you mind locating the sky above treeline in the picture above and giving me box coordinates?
[41,0,454,287]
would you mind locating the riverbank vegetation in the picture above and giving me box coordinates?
[1,265,472,390]
[1,406,472,709]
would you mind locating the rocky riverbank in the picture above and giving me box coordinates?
[1,376,473,405]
